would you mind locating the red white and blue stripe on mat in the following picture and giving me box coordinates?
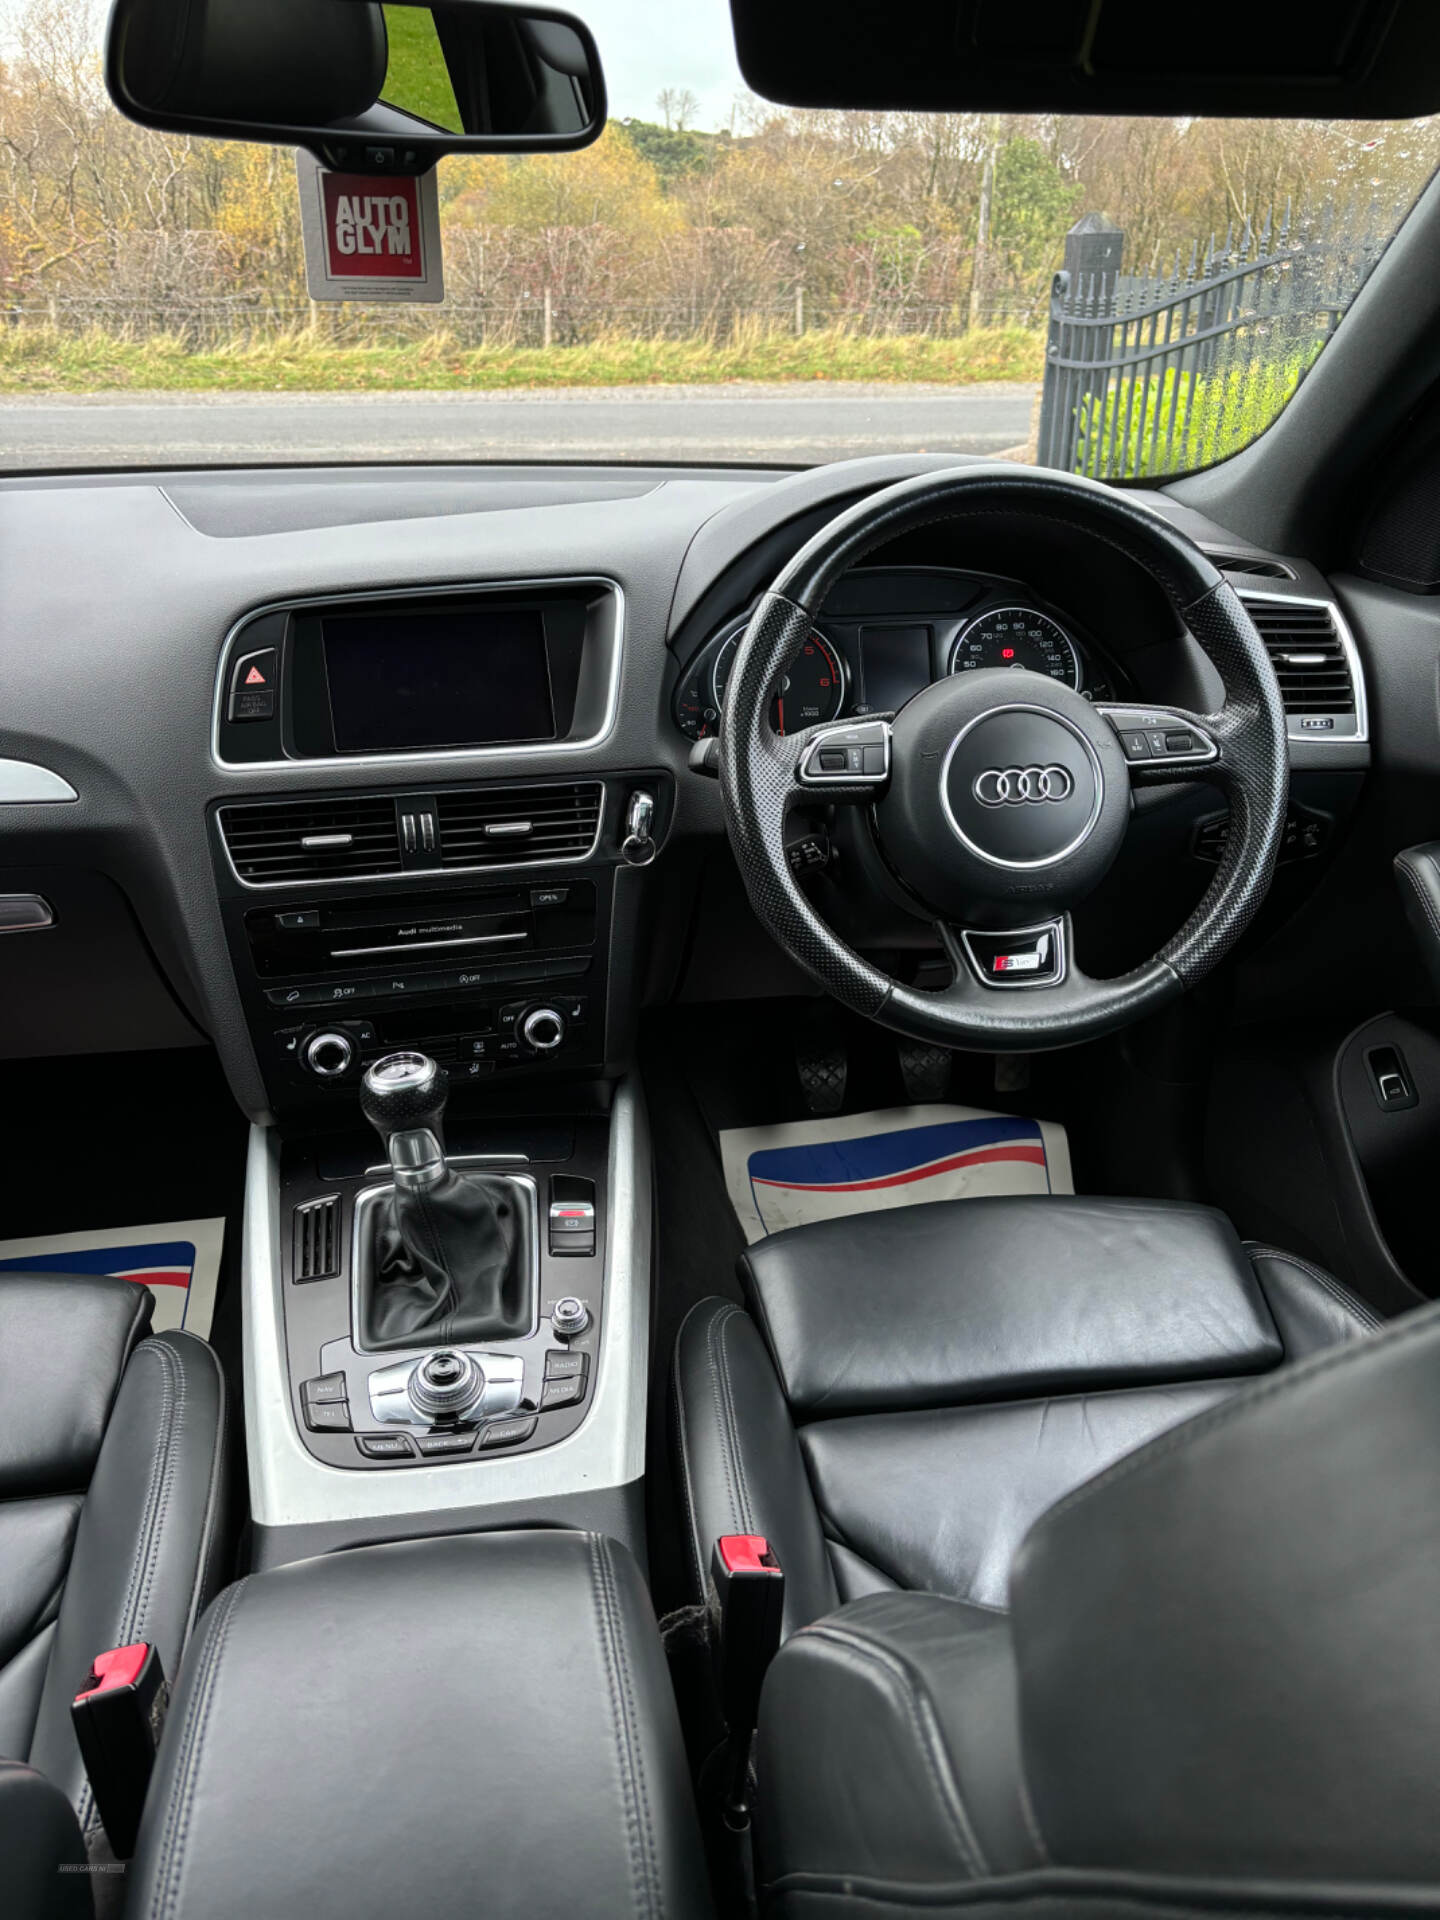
[748,1115,1050,1223]
[0,1242,197,1296]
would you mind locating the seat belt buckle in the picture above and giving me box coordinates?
[710,1535,784,1826]
[71,1642,169,1858]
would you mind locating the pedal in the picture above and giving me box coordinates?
[898,1041,951,1103]
[795,1025,847,1115]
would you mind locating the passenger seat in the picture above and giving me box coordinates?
[0,1272,228,1859]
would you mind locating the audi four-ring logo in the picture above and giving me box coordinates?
[972,764,1075,806]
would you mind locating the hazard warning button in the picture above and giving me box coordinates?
[228,647,277,723]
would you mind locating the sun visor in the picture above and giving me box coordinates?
[728,0,1440,119]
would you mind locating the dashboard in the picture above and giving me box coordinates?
[671,567,1127,741]
[0,452,1377,1124]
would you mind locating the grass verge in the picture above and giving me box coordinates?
[0,322,1046,393]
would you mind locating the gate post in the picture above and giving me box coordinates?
[1037,214,1123,472]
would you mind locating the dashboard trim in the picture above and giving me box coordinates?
[1233,587,1370,745]
[210,574,626,774]
[242,1075,651,1529]
[214,779,608,892]
[0,759,78,803]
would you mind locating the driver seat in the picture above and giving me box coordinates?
[673,1195,1379,1634]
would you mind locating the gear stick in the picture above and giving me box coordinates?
[358,1052,532,1351]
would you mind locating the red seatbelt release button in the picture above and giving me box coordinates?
[71,1641,169,1859]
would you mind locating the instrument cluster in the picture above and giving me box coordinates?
[671,566,1125,742]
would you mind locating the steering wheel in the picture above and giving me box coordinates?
[718,467,1289,1050]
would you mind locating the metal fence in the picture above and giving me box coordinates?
[1036,200,1408,479]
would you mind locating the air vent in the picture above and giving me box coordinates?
[434,781,603,869]
[1237,594,1356,718]
[294,1196,340,1281]
[220,796,402,884]
[1212,553,1294,579]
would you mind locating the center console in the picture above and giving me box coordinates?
[214,578,665,1566]
[125,1530,714,1920]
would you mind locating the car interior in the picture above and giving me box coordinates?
[11,0,1440,1916]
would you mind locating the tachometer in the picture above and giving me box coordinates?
[948,606,1081,690]
[712,627,846,735]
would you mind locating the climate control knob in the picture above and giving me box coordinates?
[520,1006,566,1053]
[303,1030,355,1078]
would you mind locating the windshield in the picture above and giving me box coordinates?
[2,0,1436,475]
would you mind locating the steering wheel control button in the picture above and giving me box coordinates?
[227,648,277,722]
[959,920,1067,991]
[799,720,891,787]
[551,1296,590,1337]
[1098,706,1219,767]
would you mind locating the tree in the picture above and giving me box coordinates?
[656,87,699,133]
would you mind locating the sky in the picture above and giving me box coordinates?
[565,0,749,129]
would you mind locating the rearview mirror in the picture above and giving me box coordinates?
[105,0,607,172]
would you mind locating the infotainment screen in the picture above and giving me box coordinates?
[321,607,556,752]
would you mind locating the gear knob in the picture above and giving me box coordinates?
[361,1053,449,1173]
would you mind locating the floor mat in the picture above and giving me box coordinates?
[0,1217,225,1337]
[721,1104,1073,1243]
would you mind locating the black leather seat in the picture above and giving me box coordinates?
[0,1272,228,1868]
[674,1195,1379,1633]
[753,1289,1440,1911]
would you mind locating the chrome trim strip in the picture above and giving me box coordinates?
[1233,587,1370,745]
[0,894,56,933]
[243,1076,650,1529]
[329,931,527,959]
[211,575,625,772]
[0,760,77,804]
[938,703,1104,871]
[215,778,607,890]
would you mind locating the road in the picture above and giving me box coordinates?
[0,381,1038,469]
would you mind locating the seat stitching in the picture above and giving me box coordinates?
[715,1305,758,1535]
[1395,853,1440,952]
[801,1621,988,1878]
[671,1302,713,1601]
[707,1302,754,1536]
[587,1534,656,1919]
[1035,1297,1440,1536]
[153,1577,247,1920]
[77,1339,180,1841]
[167,1334,230,1641]
[601,1535,663,1918]
[1245,1244,1384,1331]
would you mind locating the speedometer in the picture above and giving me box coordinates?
[948,607,1081,690]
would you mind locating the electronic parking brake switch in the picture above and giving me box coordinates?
[72,1642,169,1858]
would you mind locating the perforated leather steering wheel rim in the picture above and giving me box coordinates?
[718,465,1289,1051]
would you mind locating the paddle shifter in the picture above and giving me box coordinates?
[358,1052,532,1350]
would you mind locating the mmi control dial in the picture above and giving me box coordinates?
[520,1006,567,1053]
